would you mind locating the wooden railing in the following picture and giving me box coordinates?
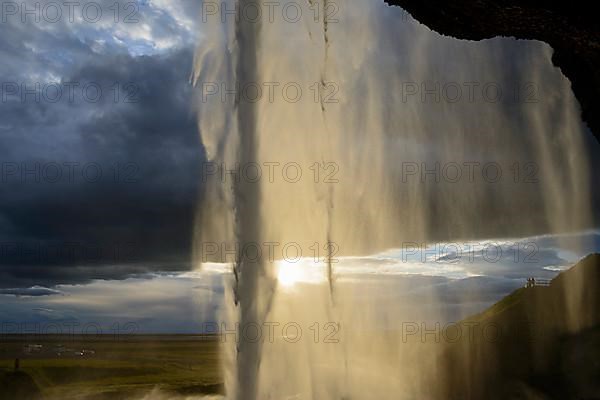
[525,278,551,288]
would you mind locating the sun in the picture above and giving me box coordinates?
[276,260,302,288]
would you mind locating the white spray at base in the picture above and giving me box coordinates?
[192,0,595,398]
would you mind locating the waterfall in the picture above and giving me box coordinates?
[192,0,594,398]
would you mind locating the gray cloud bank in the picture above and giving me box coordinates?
[0,1,205,288]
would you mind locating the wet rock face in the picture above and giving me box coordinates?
[383,0,600,142]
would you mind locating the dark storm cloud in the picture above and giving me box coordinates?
[0,3,205,288]
[0,286,64,297]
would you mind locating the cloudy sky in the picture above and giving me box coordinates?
[1,227,599,333]
[1,0,600,333]
[1,0,206,289]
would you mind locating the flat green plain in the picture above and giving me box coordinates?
[0,335,222,399]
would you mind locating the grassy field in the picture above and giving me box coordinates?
[0,335,222,400]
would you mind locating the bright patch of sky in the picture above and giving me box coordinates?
[1,230,598,333]
[6,0,199,57]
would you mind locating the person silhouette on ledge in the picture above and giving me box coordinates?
[14,358,20,371]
